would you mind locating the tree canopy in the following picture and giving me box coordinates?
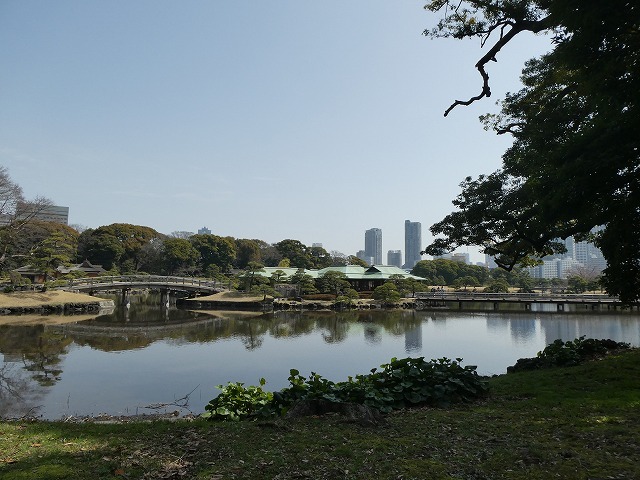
[0,167,52,271]
[423,0,640,302]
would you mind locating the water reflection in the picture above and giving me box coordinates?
[1,296,639,420]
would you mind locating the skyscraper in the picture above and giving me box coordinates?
[364,228,383,265]
[404,220,422,269]
[387,250,402,268]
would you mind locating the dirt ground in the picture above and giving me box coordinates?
[0,290,106,308]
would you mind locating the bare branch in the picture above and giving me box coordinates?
[444,16,551,116]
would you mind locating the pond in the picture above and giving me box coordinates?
[1,295,639,420]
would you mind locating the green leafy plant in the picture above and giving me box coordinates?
[202,378,273,421]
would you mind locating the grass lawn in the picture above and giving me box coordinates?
[1,349,638,480]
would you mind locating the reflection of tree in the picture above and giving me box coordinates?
[235,319,270,350]
[0,325,69,417]
[22,330,71,387]
[0,325,71,388]
[268,312,315,338]
[316,314,351,344]
[362,310,422,337]
[0,362,44,418]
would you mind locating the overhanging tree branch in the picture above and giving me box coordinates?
[444,16,551,116]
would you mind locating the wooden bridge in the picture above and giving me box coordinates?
[413,291,634,312]
[62,275,224,305]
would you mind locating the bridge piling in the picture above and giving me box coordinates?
[160,289,170,308]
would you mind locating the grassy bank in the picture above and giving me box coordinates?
[0,291,107,308]
[1,349,639,480]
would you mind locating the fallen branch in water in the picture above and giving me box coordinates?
[141,385,200,414]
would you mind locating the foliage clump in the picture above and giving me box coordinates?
[507,337,630,373]
[202,378,273,421]
[203,356,488,421]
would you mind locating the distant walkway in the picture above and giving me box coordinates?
[414,291,630,312]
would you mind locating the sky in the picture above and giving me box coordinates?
[0,1,552,263]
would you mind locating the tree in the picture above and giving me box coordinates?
[242,262,265,291]
[372,283,402,305]
[0,167,52,272]
[460,276,480,290]
[567,275,589,294]
[189,234,237,274]
[270,269,287,286]
[259,242,283,267]
[76,229,125,271]
[8,221,78,271]
[316,271,351,296]
[290,270,318,295]
[234,239,262,269]
[77,223,160,273]
[29,231,76,282]
[423,1,640,302]
[335,288,360,308]
[309,245,332,269]
[161,238,199,275]
[484,279,510,293]
[275,239,313,269]
[347,255,368,268]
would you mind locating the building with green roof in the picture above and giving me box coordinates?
[255,265,425,291]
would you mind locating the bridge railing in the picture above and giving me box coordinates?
[65,275,220,290]
[414,291,618,302]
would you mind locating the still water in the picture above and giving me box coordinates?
[1,295,639,420]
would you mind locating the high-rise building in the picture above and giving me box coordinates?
[387,250,402,268]
[451,252,470,264]
[403,220,422,269]
[15,203,69,225]
[525,227,607,279]
[198,226,211,235]
[356,250,373,266]
[364,228,383,265]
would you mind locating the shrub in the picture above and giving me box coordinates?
[202,378,272,421]
[507,337,631,372]
[204,357,488,421]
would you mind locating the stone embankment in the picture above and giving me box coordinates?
[273,299,417,310]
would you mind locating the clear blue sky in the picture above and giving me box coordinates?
[0,1,551,262]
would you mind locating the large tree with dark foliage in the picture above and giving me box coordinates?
[422,0,640,302]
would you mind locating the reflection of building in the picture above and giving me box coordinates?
[364,228,383,265]
[404,322,422,353]
[387,250,402,268]
[509,317,536,342]
[404,220,422,269]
